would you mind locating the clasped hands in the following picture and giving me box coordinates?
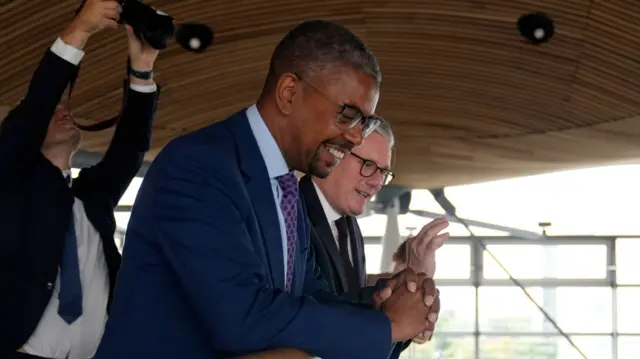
[372,268,439,343]
[374,217,450,344]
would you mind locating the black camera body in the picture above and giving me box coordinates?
[118,0,176,50]
[76,0,214,53]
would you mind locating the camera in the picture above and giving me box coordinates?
[76,0,214,53]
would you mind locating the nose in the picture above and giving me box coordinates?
[365,170,384,190]
[342,125,364,147]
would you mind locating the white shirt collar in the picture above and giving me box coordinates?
[312,180,342,223]
[245,104,289,179]
[61,169,72,187]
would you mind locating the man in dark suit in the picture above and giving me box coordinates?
[0,1,161,358]
[300,120,450,358]
[94,19,439,359]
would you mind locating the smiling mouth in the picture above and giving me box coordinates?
[327,147,346,160]
[356,189,372,198]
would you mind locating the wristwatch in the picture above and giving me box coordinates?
[128,67,154,80]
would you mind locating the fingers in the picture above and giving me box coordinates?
[430,232,450,250]
[427,292,440,323]
[401,267,420,292]
[102,5,121,22]
[421,277,437,307]
[414,218,449,251]
[373,277,396,309]
[125,24,135,39]
[100,1,121,28]
[376,286,392,302]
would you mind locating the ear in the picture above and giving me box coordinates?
[274,73,300,116]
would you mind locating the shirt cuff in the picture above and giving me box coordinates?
[50,37,85,65]
[129,83,158,93]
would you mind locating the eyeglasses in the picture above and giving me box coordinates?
[294,73,383,137]
[350,152,395,186]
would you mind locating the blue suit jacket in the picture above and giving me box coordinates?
[93,110,393,359]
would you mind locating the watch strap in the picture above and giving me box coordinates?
[128,66,153,80]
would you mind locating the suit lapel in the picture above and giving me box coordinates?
[298,176,349,292]
[226,111,284,289]
[346,216,366,287]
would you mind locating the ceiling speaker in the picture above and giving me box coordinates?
[517,12,555,45]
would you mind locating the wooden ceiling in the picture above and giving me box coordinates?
[2,0,640,189]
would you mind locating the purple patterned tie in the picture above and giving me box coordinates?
[276,172,298,292]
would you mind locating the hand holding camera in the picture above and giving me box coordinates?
[126,24,158,73]
[72,0,121,35]
[61,0,121,49]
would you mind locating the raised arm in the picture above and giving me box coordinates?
[0,0,121,182]
[73,25,160,206]
[0,45,80,180]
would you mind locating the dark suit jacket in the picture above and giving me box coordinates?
[299,175,412,359]
[0,49,159,356]
[298,175,369,299]
[93,110,394,359]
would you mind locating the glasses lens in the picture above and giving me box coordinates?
[382,172,394,185]
[360,160,378,177]
[362,117,382,137]
[337,107,362,128]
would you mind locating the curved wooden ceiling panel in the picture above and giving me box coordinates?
[2,0,640,188]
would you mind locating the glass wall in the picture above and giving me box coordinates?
[109,165,640,358]
[361,236,640,359]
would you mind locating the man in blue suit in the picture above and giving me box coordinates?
[94,19,439,359]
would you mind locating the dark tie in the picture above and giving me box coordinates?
[57,200,83,324]
[276,172,298,292]
[335,217,360,292]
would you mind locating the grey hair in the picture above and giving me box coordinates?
[264,19,381,89]
[373,118,395,148]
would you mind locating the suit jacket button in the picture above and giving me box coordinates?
[47,282,53,290]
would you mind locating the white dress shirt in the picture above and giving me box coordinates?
[245,104,290,278]
[21,38,157,359]
[311,181,354,264]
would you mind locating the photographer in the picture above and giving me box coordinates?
[0,1,161,358]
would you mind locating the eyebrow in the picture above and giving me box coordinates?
[352,152,391,170]
[343,103,368,117]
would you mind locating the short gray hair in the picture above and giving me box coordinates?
[373,118,395,148]
[265,19,381,89]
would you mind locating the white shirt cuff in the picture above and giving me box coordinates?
[50,37,84,65]
[50,37,156,93]
[129,83,158,93]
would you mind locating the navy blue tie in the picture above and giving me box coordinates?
[57,205,83,324]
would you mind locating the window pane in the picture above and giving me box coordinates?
[618,335,640,359]
[479,287,612,333]
[400,336,474,359]
[364,243,470,278]
[484,244,607,279]
[435,244,471,279]
[617,288,640,333]
[437,287,476,332]
[479,335,611,359]
[365,244,383,274]
[118,177,143,206]
[616,238,640,284]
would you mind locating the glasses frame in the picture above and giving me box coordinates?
[350,152,395,186]
[293,72,383,137]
